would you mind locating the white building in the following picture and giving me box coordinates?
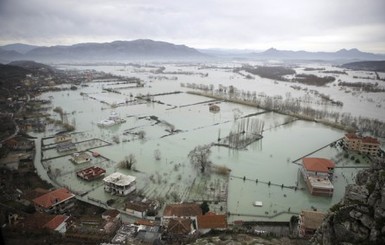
[103,172,136,196]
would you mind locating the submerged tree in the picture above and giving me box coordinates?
[188,145,212,173]
[120,154,136,170]
[154,149,161,161]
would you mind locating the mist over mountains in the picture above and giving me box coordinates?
[1,39,385,63]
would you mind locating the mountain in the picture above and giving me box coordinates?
[0,48,23,63]
[341,60,385,72]
[252,48,385,61]
[1,43,40,54]
[22,39,207,62]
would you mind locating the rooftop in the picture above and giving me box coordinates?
[345,133,379,144]
[163,203,202,217]
[307,176,334,189]
[301,210,327,230]
[167,218,192,234]
[361,136,380,144]
[76,166,106,180]
[43,215,69,230]
[103,172,136,186]
[32,188,75,209]
[303,158,335,173]
[197,214,227,229]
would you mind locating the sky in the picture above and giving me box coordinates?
[0,0,385,53]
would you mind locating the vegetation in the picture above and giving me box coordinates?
[187,84,385,138]
[338,81,385,92]
[293,74,335,86]
[188,145,212,173]
[237,65,296,81]
[119,154,137,170]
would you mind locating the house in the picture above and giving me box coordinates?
[301,158,335,196]
[57,141,77,153]
[196,214,227,234]
[32,188,76,214]
[209,104,220,112]
[3,136,34,151]
[76,166,106,181]
[70,152,92,164]
[163,218,193,241]
[125,200,152,218]
[103,172,136,196]
[55,134,72,143]
[12,212,69,234]
[163,203,202,219]
[102,209,121,222]
[43,214,70,233]
[343,133,380,156]
[0,153,20,171]
[298,210,326,238]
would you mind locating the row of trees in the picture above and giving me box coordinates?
[187,83,385,137]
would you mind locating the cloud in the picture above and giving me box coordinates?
[0,0,384,52]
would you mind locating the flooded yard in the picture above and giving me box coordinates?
[33,62,383,223]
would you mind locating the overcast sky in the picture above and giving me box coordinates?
[1,0,384,52]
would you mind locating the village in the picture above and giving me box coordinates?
[1,61,384,244]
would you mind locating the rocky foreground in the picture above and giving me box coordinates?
[190,233,306,245]
[310,158,385,245]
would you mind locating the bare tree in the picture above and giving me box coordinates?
[138,130,146,140]
[120,154,136,170]
[188,145,212,173]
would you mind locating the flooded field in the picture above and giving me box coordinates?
[33,62,384,223]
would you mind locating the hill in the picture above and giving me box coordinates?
[1,43,39,54]
[251,48,385,61]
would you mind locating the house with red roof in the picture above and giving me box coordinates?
[301,158,335,196]
[32,188,76,214]
[343,133,380,156]
[12,212,69,234]
[196,213,227,234]
[163,203,202,219]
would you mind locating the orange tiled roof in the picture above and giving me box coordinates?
[135,219,159,226]
[33,188,75,208]
[345,133,359,139]
[163,203,202,217]
[303,158,335,173]
[197,214,227,229]
[167,218,192,234]
[361,136,379,144]
[43,215,69,230]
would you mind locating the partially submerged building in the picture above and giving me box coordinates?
[76,166,106,181]
[70,152,92,164]
[57,141,77,153]
[103,172,136,196]
[55,134,72,143]
[301,158,335,196]
[343,133,380,156]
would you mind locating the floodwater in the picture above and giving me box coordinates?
[33,62,384,223]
